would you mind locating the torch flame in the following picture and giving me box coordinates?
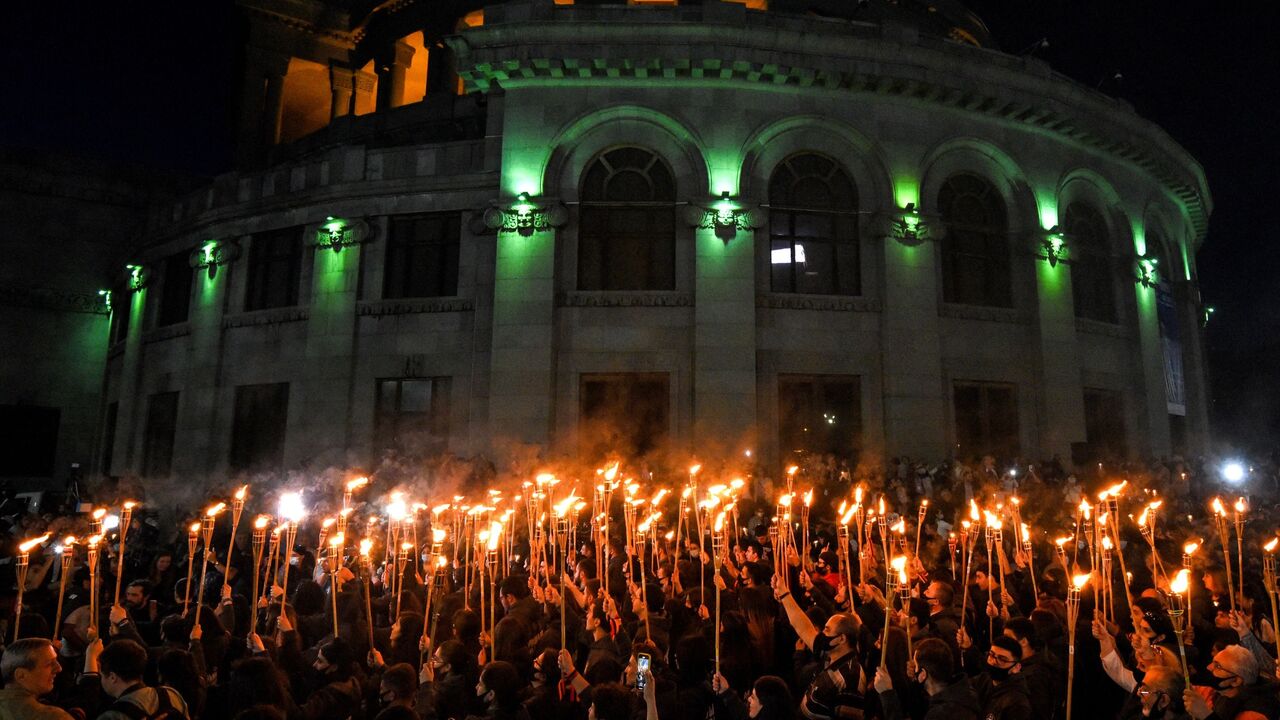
[855,486,864,504]
[1234,498,1247,513]
[254,515,270,530]
[651,488,670,506]
[385,493,407,521]
[1170,569,1189,594]
[322,517,336,529]
[1211,497,1225,516]
[188,522,201,534]
[1020,523,1031,544]
[803,490,813,507]
[687,464,700,477]
[432,528,447,543]
[779,493,793,508]
[346,477,369,491]
[787,465,799,477]
[840,505,855,526]
[360,539,373,557]
[92,508,106,520]
[1264,538,1279,553]
[969,499,980,522]
[1055,536,1073,547]
[1138,507,1150,527]
[487,522,502,550]
[892,519,906,534]
[891,555,907,572]
[235,485,248,501]
[278,492,306,522]
[206,502,226,517]
[714,511,726,533]
[878,496,886,515]
[1072,573,1091,590]
[19,534,50,553]
[553,492,578,518]
[730,478,745,490]
[87,534,103,548]
[1101,536,1113,551]
[1183,541,1199,555]
[123,500,138,510]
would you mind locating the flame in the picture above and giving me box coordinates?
[63,535,77,546]
[553,492,578,518]
[123,500,138,510]
[1170,569,1189,594]
[840,505,856,526]
[879,496,886,515]
[714,511,726,533]
[103,515,120,531]
[329,533,344,548]
[1211,497,1225,516]
[1138,507,1150,527]
[1072,573,1091,590]
[254,515,271,530]
[1234,498,1247,513]
[638,512,662,533]
[432,504,450,515]
[487,521,502,550]
[1010,496,1020,507]
[709,484,728,496]
[1183,541,1199,555]
[19,534,50,553]
[687,463,700,477]
[787,465,799,477]
[234,485,248,501]
[1265,538,1279,553]
[346,477,369,491]
[779,493,793,508]
[665,531,675,540]
[961,520,971,531]
[359,538,373,557]
[855,486,864,504]
[322,517,336,529]
[385,493,407,521]
[87,534,103,548]
[278,492,306,522]
[1021,523,1031,544]
[1101,536,1113,551]
[730,478,745,490]
[436,555,448,568]
[969,499,980,521]
[1148,500,1164,512]
[188,522,201,534]
[626,483,639,497]
[892,519,906,534]
[206,502,226,517]
[432,528,447,543]
[1055,535,1073,547]
[651,488,670,506]
[92,508,106,520]
[891,555,907,572]
[1103,481,1128,499]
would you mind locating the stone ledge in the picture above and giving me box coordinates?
[142,323,192,344]
[756,293,881,312]
[939,304,1026,324]
[222,307,309,329]
[1075,317,1129,338]
[556,291,693,308]
[0,286,111,315]
[357,298,476,316]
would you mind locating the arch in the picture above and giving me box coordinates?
[576,147,678,291]
[766,152,861,295]
[1140,198,1191,283]
[1056,168,1130,255]
[919,137,1037,233]
[541,105,709,200]
[738,115,893,209]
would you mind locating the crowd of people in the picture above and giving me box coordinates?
[1,452,1279,720]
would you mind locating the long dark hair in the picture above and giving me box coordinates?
[751,676,795,720]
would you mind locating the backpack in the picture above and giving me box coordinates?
[108,686,186,720]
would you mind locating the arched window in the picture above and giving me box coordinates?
[938,174,1011,307]
[1065,203,1117,323]
[768,154,860,295]
[578,147,676,291]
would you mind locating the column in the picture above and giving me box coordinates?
[353,70,377,116]
[109,279,149,475]
[235,49,290,166]
[1032,255,1086,460]
[879,225,947,459]
[175,243,236,477]
[1135,281,1172,456]
[1176,281,1211,454]
[693,224,756,446]
[329,64,355,120]
[424,36,455,96]
[376,41,416,110]
[487,227,556,446]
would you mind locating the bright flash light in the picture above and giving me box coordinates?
[104,514,120,531]
[1222,462,1246,484]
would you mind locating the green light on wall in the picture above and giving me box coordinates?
[893,178,920,210]
[126,264,149,291]
[1136,255,1159,289]
[98,289,112,313]
[1039,226,1067,267]
[313,217,372,253]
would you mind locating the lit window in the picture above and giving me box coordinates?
[768,154,858,295]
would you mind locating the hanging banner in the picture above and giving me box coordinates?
[1157,281,1185,416]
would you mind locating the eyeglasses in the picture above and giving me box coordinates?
[1136,686,1162,699]
[986,650,1016,666]
[1208,661,1239,678]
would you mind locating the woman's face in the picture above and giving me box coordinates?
[156,555,172,572]
[747,689,762,718]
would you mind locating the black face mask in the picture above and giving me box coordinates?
[987,664,1013,682]
[812,633,833,656]
[1209,674,1237,691]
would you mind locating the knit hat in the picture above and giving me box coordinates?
[1215,644,1258,685]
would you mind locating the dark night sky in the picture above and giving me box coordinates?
[5,3,1278,450]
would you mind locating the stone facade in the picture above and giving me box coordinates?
[98,0,1212,480]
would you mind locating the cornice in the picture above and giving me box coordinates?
[451,11,1210,243]
[0,286,112,316]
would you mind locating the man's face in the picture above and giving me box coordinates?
[1208,655,1242,692]
[16,645,61,696]
[986,646,1019,673]
[1001,630,1030,660]
[924,582,944,612]
[313,654,331,674]
[745,547,760,563]
[747,687,762,718]
[125,585,147,609]
[1137,684,1168,717]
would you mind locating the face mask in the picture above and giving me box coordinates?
[811,633,833,656]
[1209,674,1237,691]
[987,664,1012,682]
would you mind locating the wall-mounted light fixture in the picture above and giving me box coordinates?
[1039,225,1067,267]
[313,216,373,253]
[126,264,150,291]
[1202,304,1215,326]
[97,289,112,314]
[483,193,568,236]
[887,203,931,247]
[1135,253,1159,289]
[692,191,756,243]
[188,239,242,279]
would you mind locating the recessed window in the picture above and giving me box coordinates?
[157,252,193,327]
[142,391,180,477]
[579,373,669,459]
[230,383,290,471]
[1066,203,1116,323]
[769,154,859,295]
[578,148,676,291]
[778,375,862,463]
[375,377,451,456]
[1083,388,1126,461]
[938,174,1011,307]
[384,212,461,299]
[109,282,130,345]
[953,381,1019,460]
[245,227,303,311]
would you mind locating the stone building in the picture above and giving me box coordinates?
[98,0,1212,480]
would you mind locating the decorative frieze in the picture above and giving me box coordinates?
[756,294,881,313]
[222,307,309,329]
[939,304,1026,324]
[1075,317,1129,338]
[357,298,475,316]
[557,292,693,308]
[0,286,112,315]
[143,323,192,344]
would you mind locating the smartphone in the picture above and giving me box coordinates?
[636,653,651,690]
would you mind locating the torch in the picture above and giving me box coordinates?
[112,502,137,608]
[250,516,269,620]
[1182,541,1198,615]
[1100,535,1114,624]
[801,490,813,570]
[395,542,411,618]
[426,555,447,642]
[948,532,957,578]
[278,492,306,613]
[86,535,103,636]
[1233,498,1247,602]
[91,508,106,537]
[52,536,76,641]
[1055,536,1072,573]
[1211,498,1236,611]
[896,557,912,660]
[1263,539,1280,663]
[360,538,375,649]
[880,555,904,667]
[554,492,576,650]
[838,502,856,608]
[328,533,344,638]
[183,522,199,617]
[487,520,501,640]
[1021,523,1038,600]
[13,534,50,640]
[262,525,282,608]
[915,499,929,560]
[1065,573,1090,720]
[712,510,726,675]
[344,476,369,514]
[225,486,247,591]
[195,502,226,625]
[1168,569,1192,689]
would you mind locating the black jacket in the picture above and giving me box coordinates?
[879,677,982,720]
[970,673,1031,720]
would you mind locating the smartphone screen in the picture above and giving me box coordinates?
[636,653,651,690]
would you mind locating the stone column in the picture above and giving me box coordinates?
[693,223,756,448]
[1031,256,1086,460]
[879,233,947,459]
[353,70,377,115]
[424,36,456,95]
[174,242,236,478]
[329,64,355,120]
[1134,281,1172,456]
[236,49,290,166]
[262,71,287,148]
[1175,280,1211,454]
[376,41,416,110]
[487,225,556,447]
[108,282,149,475]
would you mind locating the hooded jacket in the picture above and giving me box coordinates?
[971,672,1032,720]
